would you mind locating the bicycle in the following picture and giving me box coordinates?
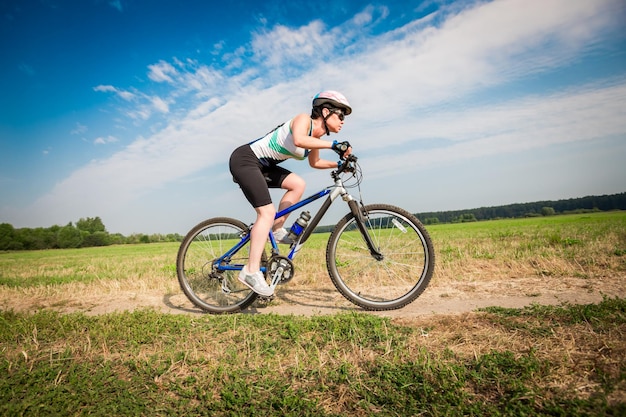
[176,154,435,314]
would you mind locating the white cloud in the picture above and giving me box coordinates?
[358,81,626,178]
[93,85,116,93]
[70,122,88,135]
[248,5,389,79]
[251,20,331,68]
[331,0,625,123]
[148,60,178,83]
[211,40,225,55]
[151,96,169,113]
[94,85,135,101]
[93,135,119,145]
[126,107,151,121]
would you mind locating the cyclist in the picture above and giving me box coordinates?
[229,90,353,296]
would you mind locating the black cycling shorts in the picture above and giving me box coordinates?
[229,144,292,208]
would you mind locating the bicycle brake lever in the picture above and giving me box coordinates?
[338,155,357,172]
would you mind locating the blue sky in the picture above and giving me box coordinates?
[1,0,625,235]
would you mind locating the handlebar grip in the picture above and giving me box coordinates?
[336,154,357,174]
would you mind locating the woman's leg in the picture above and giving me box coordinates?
[229,145,274,279]
[248,203,275,272]
[273,173,306,230]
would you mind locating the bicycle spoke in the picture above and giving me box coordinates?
[327,205,434,310]
[177,218,260,313]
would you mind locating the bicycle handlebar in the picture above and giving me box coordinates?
[334,154,358,176]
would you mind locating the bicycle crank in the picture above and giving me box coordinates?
[267,255,295,285]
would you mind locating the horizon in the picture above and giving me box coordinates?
[2,0,625,235]
[4,190,624,233]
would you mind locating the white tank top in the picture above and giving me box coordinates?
[249,118,312,166]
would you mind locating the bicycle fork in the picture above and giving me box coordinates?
[347,199,384,261]
[285,182,384,263]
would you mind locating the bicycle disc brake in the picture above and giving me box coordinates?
[267,255,295,285]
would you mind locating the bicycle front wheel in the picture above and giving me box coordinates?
[176,217,260,314]
[326,204,435,310]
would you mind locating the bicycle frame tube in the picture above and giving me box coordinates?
[212,187,334,272]
[214,237,251,272]
[213,180,354,272]
[286,184,347,258]
[297,186,344,244]
[274,188,331,219]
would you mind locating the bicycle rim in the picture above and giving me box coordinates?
[326,204,435,310]
[176,218,258,313]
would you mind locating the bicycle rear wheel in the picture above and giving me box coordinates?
[326,204,435,310]
[176,217,262,313]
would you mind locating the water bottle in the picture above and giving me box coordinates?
[287,211,311,241]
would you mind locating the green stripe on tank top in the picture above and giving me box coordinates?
[268,130,297,158]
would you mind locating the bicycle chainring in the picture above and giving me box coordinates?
[267,255,295,285]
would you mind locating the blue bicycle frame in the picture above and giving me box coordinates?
[212,155,384,289]
[213,179,352,278]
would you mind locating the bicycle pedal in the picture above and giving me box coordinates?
[256,294,275,304]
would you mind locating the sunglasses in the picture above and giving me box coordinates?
[331,109,345,121]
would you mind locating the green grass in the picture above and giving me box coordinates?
[480,296,626,336]
[1,298,625,415]
[0,243,179,288]
[427,211,626,279]
[2,211,625,289]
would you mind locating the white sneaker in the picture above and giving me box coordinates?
[238,267,273,296]
[272,227,293,245]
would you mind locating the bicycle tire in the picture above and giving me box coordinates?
[176,217,265,313]
[326,204,435,310]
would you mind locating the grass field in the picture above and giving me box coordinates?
[1,211,625,290]
[1,211,625,415]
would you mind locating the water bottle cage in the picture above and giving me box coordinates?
[288,211,311,240]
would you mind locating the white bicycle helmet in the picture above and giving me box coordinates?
[312,90,352,115]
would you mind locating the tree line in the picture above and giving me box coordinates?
[416,192,626,224]
[1,192,625,251]
[314,192,626,231]
[0,217,183,251]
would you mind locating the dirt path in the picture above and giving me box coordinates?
[67,274,624,318]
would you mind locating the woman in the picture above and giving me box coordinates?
[229,90,353,296]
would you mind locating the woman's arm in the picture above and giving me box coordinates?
[307,148,339,169]
[291,113,333,150]
[291,113,345,169]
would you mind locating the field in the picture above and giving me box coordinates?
[1,211,624,315]
[1,212,625,415]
